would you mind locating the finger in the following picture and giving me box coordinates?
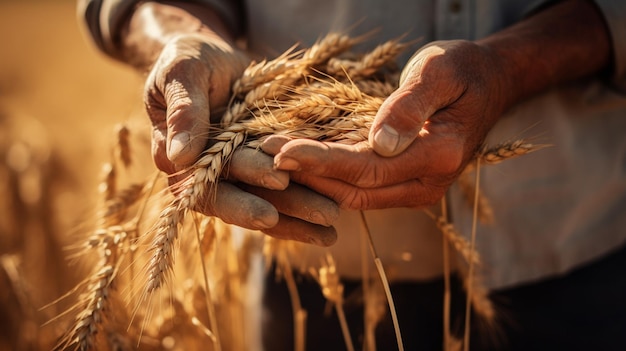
[369,45,452,157]
[226,147,289,190]
[288,171,446,210]
[163,71,212,167]
[262,214,338,247]
[240,183,340,226]
[369,88,427,157]
[273,138,415,187]
[145,73,175,174]
[151,125,177,174]
[196,181,280,230]
[260,135,292,156]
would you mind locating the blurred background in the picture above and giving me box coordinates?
[0,0,146,348]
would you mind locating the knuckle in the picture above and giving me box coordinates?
[353,164,385,188]
[338,190,370,210]
[385,90,421,118]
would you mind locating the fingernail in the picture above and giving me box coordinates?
[275,157,301,171]
[308,230,337,247]
[263,173,288,190]
[251,218,274,229]
[168,132,190,160]
[307,236,324,246]
[309,210,328,226]
[373,124,400,156]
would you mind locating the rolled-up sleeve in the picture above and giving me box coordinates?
[77,0,138,60]
[594,0,626,91]
[77,0,244,62]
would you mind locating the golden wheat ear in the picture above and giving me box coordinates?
[309,254,354,351]
[55,32,550,350]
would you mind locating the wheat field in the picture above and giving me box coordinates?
[0,1,144,349]
[0,2,543,350]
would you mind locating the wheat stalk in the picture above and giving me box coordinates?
[479,140,548,165]
[56,33,551,351]
[63,226,129,351]
[310,254,354,351]
[98,162,116,203]
[326,39,407,79]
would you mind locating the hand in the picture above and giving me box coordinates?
[144,33,338,245]
[269,40,508,210]
[144,32,248,171]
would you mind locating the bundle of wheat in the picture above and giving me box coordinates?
[56,33,545,351]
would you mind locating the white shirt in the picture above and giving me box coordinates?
[80,0,626,289]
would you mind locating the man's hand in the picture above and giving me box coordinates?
[145,34,338,245]
[268,40,507,209]
[268,0,611,211]
[121,2,339,246]
[145,33,248,171]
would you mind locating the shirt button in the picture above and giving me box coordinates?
[449,0,462,13]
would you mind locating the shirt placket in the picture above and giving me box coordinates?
[435,0,473,40]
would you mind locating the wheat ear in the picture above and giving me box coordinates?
[232,45,303,96]
[115,123,132,168]
[359,211,404,351]
[143,128,244,295]
[66,226,127,350]
[274,241,307,351]
[479,140,549,165]
[326,39,407,79]
[310,254,354,351]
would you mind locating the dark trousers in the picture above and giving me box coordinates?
[262,244,626,351]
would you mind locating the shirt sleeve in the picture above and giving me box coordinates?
[76,0,244,62]
[594,0,626,91]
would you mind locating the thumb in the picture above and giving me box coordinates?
[165,77,211,167]
[369,46,452,157]
[369,86,434,157]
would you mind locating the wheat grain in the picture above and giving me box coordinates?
[431,215,481,266]
[59,33,550,350]
[355,79,397,98]
[98,162,116,202]
[479,140,548,165]
[145,203,182,293]
[66,226,127,351]
[303,33,359,67]
[115,124,132,169]
[326,39,407,79]
[232,45,302,96]
[221,101,248,127]
[99,183,145,226]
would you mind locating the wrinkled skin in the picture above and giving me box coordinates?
[142,30,339,246]
[124,0,610,244]
[268,40,508,210]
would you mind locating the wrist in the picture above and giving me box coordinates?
[120,1,238,71]
[475,0,611,111]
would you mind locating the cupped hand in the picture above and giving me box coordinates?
[145,33,338,245]
[145,33,247,169]
[269,40,510,210]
